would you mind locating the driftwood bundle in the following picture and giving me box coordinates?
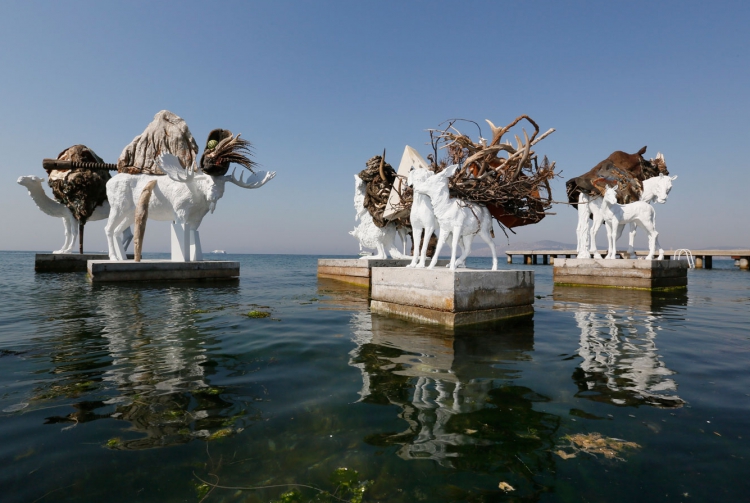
[46,144,110,224]
[358,155,402,228]
[428,116,557,231]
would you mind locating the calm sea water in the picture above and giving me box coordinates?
[0,251,748,502]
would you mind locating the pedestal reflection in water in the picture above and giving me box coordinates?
[28,280,260,450]
[347,311,560,494]
[553,286,688,409]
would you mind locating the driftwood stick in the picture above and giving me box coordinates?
[133,180,157,262]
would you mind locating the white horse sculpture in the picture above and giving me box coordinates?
[409,164,497,270]
[577,173,676,259]
[18,175,133,254]
[349,175,407,260]
[600,185,664,260]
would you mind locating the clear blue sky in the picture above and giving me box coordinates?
[2,1,748,254]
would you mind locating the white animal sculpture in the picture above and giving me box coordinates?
[577,173,676,259]
[600,185,664,260]
[104,153,275,261]
[405,168,439,268]
[349,175,408,260]
[409,164,497,270]
[18,175,133,254]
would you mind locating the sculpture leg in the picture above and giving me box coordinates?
[427,230,447,269]
[190,229,203,261]
[105,215,128,261]
[576,194,591,258]
[448,226,462,270]
[408,225,422,267]
[418,226,434,268]
[171,221,192,262]
[627,222,637,258]
[589,210,604,259]
[477,226,497,271]
[121,227,134,251]
[56,215,76,254]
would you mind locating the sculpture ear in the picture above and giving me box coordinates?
[440,164,460,178]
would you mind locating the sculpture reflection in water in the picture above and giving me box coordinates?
[553,286,688,408]
[348,312,560,493]
[35,280,260,449]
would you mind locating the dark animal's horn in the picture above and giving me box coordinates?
[637,146,647,156]
[379,149,386,181]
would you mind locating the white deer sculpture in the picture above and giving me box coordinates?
[600,185,664,260]
[349,175,408,260]
[409,164,497,271]
[18,175,133,254]
[577,173,676,259]
[104,153,275,261]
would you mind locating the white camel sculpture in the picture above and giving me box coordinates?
[18,175,133,254]
[577,173,676,259]
[600,185,664,260]
[105,153,275,261]
[349,175,408,260]
[410,164,497,271]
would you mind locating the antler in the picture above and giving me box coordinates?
[224,167,276,189]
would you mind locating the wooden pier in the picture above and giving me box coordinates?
[505,250,750,270]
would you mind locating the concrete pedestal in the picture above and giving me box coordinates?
[36,253,131,272]
[553,258,687,290]
[88,260,239,282]
[317,258,448,287]
[370,268,534,326]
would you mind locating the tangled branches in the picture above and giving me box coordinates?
[427,116,558,230]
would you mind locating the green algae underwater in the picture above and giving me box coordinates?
[1,251,749,502]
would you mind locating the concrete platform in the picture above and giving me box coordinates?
[36,253,131,272]
[553,258,687,290]
[317,258,448,287]
[87,260,240,283]
[370,268,534,326]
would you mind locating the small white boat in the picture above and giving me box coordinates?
[211,250,227,255]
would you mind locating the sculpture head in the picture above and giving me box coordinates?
[17,175,44,188]
[409,164,459,199]
[603,185,618,205]
[651,173,677,204]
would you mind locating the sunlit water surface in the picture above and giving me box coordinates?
[0,251,748,502]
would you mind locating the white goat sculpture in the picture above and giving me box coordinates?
[18,175,133,254]
[349,175,407,260]
[104,153,275,261]
[600,185,664,260]
[577,173,676,259]
[410,164,497,270]
[405,167,439,268]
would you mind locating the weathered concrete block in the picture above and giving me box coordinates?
[88,260,239,282]
[317,258,447,287]
[36,253,111,272]
[553,258,687,290]
[35,253,134,272]
[370,268,534,326]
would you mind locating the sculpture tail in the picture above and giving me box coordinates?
[134,180,157,262]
